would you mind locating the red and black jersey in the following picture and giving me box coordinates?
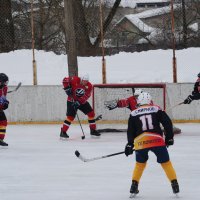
[127,104,173,150]
[0,86,8,97]
[62,76,93,104]
[117,96,137,111]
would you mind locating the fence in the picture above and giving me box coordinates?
[1,1,200,55]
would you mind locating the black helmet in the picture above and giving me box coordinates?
[198,73,200,78]
[0,73,9,88]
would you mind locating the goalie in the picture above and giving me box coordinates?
[105,88,181,134]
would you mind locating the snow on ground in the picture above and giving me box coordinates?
[0,123,199,200]
[0,48,199,86]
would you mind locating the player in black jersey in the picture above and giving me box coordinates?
[124,92,179,196]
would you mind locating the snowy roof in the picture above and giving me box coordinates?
[189,23,199,32]
[136,0,170,3]
[108,0,170,8]
[116,4,180,33]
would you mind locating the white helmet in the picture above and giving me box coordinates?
[134,89,143,96]
[81,74,89,82]
[137,92,152,106]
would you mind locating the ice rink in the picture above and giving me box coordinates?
[0,123,200,200]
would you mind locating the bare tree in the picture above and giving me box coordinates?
[0,0,15,52]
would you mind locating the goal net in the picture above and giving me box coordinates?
[92,83,166,132]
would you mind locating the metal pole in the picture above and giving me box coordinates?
[170,0,177,83]
[31,0,37,85]
[100,0,106,84]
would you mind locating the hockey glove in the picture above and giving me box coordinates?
[64,87,72,96]
[184,95,193,104]
[0,97,9,110]
[125,143,134,157]
[106,101,118,110]
[72,101,80,109]
[165,138,174,147]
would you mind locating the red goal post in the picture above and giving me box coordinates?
[92,83,166,123]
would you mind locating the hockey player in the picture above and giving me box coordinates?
[125,92,179,197]
[184,72,200,104]
[106,89,181,134]
[0,73,9,146]
[60,74,100,138]
[105,88,142,111]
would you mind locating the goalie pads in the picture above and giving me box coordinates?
[104,100,118,110]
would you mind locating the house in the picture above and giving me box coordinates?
[112,5,179,46]
[136,0,170,8]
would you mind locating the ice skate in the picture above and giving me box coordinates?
[0,139,8,146]
[130,180,139,198]
[60,128,69,139]
[90,129,101,137]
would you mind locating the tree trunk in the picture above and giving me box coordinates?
[181,0,187,47]
[94,0,121,47]
[0,0,15,52]
[64,0,78,76]
[73,0,93,56]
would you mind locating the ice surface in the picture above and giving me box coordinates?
[0,123,199,200]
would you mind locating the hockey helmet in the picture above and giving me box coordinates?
[137,92,152,106]
[81,74,89,85]
[134,89,143,97]
[0,73,9,88]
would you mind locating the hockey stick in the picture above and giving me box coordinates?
[76,110,85,140]
[75,150,127,162]
[95,114,102,121]
[7,82,22,93]
[165,102,184,111]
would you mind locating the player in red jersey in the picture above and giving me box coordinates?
[184,72,200,104]
[60,74,100,138]
[125,92,179,197]
[105,88,142,111]
[0,73,9,146]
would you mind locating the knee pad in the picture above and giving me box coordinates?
[87,111,95,119]
[66,116,75,122]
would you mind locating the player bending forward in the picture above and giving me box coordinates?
[124,92,179,197]
[60,74,100,138]
[0,73,9,146]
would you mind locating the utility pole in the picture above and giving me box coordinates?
[170,0,177,83]
[31,0,37,85]
[100,0,106,84]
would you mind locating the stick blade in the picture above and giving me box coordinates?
[16,82,22,90]
[75,150,80,157]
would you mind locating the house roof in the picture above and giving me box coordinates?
[116,4,180,33]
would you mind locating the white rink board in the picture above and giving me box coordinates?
[5,83,200,122]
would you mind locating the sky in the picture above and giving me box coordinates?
[0,47,199,86]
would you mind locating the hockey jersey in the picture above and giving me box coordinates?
[62,76,93,104]
[127,104,173,150]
